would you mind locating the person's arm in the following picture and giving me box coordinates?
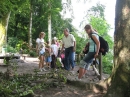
[61,38,64,53]
[91,35,100,58]
[61,44,64,52]
[72,35,76,52]
[36,39,39,54]
[36,43,38,52]
[73,41,76,52]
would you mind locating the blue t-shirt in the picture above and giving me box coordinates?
[89,33,99,52]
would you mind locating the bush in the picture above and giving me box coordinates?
[29,50,37,57]
[7,45,17,53]
[22,49,29,54]
[102,52,113,74]
[8,37,18,48]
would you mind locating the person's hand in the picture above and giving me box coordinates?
[73,47,76,52]
[61,49,63,54]
[83,48,86,52]
[101,48,104,52]
[94,53,98,58]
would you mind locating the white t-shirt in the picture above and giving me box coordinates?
[51,44,58,57]
[62,34,75,48]
[36,38,45,52]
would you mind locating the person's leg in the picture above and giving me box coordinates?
[78,68,86,79]
[48,56,52,68]
[51,55,54,68]
[78,52,95,79]
[39,56,41,69]
[53,56,56,68]
[64,48,70,70]
[68,47,75,70]
[46,57,49,68]
[41,55,45,68]
[78,60,87,79]
[39,55,44,71]
[83,59,93,74]
[42,56,47,71]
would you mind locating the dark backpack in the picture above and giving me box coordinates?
[90,33,109,55]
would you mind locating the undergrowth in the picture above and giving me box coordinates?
[0,68,67,97]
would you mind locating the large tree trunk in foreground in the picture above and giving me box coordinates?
[104,0,130,97]
[0,12,11,52]
[93,0,130,97]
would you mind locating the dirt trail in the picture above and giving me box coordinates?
[0,57,104,97]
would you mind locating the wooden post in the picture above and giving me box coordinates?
[99,53,102,80]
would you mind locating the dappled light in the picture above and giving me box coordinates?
[122,5,129,17]
[120,73,129,83]
[1,0,130,97]
[119,48,130,63]
[0,24,6,52]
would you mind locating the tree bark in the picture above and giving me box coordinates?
[0,12,11,52]
[48,14,51,44]
[48,1,51,44]
[28,0,33,48]
[104,0,130,97]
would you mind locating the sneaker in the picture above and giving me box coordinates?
[40,68,42,72]
[75,77,81,81]
[83,75,88,78]
[42,68,47,71]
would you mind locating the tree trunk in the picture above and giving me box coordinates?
[48,14,51,44]
[0,12,11,52]
[48,0,51,44]
[104,0,130,97]
[28,0,32,48]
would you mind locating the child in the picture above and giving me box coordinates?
[60,50,65,67]
[51,39,58,69]
[45,42,52,69]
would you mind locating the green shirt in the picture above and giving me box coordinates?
[89,33,99,52]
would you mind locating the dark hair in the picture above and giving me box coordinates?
[52,39,56,44]
[84,24,92,30]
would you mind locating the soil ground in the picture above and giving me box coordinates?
[0,57,105,97]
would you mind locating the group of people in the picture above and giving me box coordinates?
[36,24,100,80]
[36,32,59,71]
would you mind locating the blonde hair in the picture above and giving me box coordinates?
[39,32,45,38]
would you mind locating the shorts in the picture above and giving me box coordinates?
[39,50,44,56]
[80,52,95,70]
[46,56,52,62]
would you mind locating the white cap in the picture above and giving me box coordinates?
[53,37,57,40]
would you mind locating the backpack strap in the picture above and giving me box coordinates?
[90,33,99,43]
[90,33,99,52]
